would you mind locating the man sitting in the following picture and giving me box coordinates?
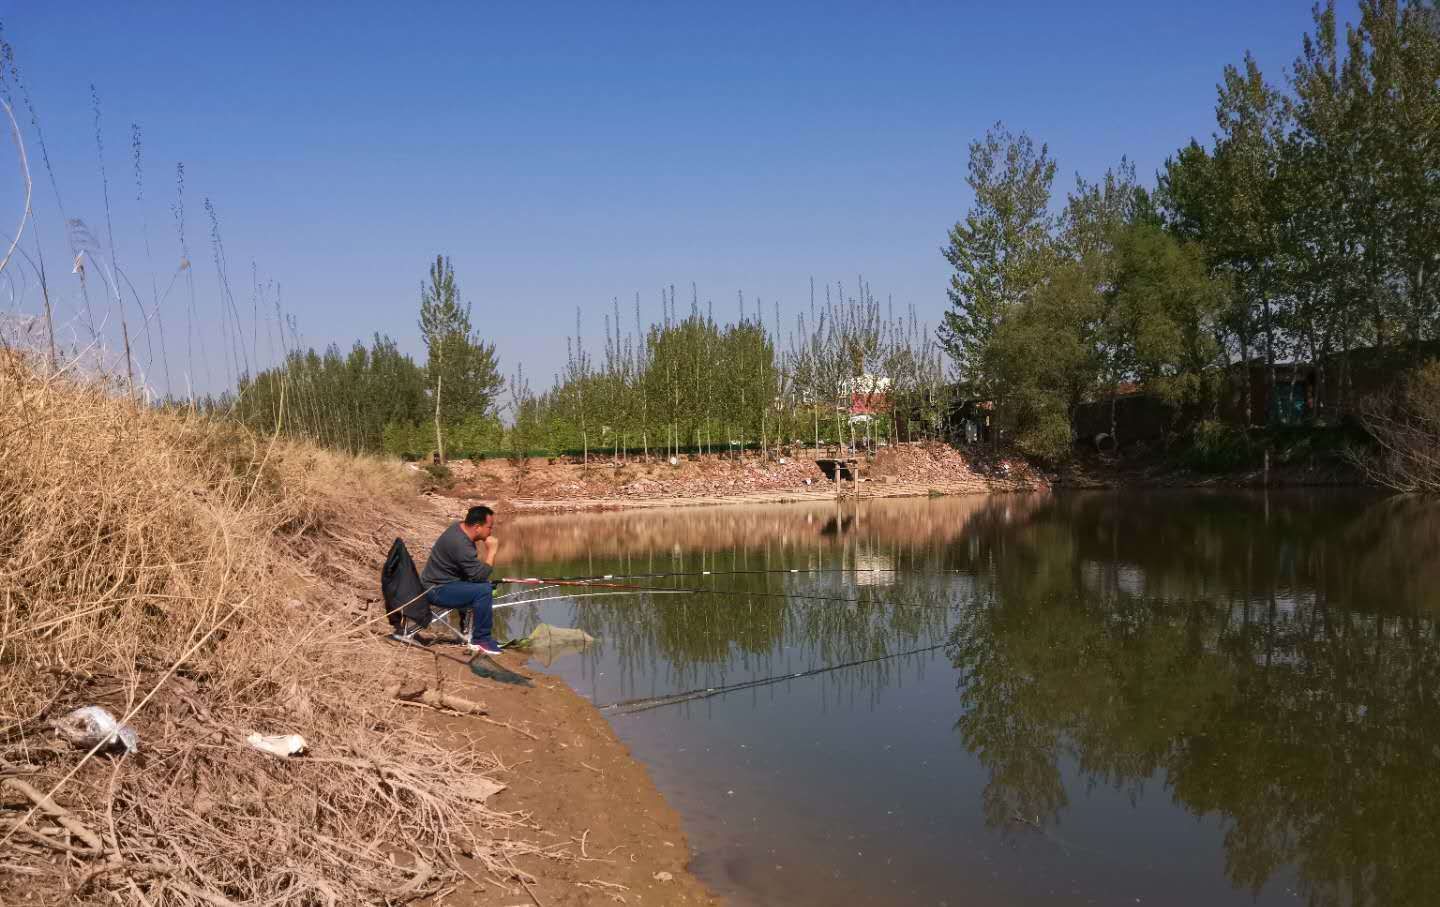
[421,505,502,656]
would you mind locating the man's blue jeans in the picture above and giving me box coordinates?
[426,582,494,644]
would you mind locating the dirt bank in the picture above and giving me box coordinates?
[396,649,715,907]
[432,442,1048,514]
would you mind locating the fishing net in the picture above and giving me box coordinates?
[468,653,533,686]
[508,622,597,667]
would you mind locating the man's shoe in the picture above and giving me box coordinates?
[468,638,503,657]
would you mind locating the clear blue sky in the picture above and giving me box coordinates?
[1,2,1351,397]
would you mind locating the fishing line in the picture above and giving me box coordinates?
[505,567,959,584]
[494,589,693,611]
[597,641,949,715]
[500,576,958,609]
[495,584,556,601]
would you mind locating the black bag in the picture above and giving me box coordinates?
[380,538,430,630]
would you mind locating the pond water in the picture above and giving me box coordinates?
[497,491,1440,907]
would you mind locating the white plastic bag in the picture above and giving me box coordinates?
[52,706,138,753]
[246,733,307,757]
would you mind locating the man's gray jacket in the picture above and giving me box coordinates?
[420,522,493,586]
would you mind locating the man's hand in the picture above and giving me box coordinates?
[483,536,500,564]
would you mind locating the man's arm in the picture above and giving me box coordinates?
[471,536,499,583]
[453,533,494,583]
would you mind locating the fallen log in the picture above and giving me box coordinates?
[383,685,486,716]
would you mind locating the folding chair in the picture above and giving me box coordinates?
[389,589,473,646]
[382,539,472,647]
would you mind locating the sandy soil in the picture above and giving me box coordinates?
[429,442,1048,514]
[392,643,716,907]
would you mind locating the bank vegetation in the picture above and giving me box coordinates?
[937,0,1440,480]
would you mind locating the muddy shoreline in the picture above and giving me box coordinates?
[422,440,1368,518]
[427,442,1048,516]
[487,478,1037,515]
[395,642,717,906]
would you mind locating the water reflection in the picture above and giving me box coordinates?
[504,494,1048,567]
[946,492,1440,907]
[506,498,1007,706]
[509,492,1440,906]
[504,564,963,713]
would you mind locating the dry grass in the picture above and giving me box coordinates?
[1353,359,1440,493]
[0,352,544,904]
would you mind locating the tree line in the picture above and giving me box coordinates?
[941,0,1440,460]
[508,282,948,462]
[222,255,504,457]
[223,261,949,461]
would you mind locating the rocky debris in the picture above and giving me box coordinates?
[442,442,1049,510]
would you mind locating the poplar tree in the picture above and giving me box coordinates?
[417,255,502,461]
[938,123,1058,397]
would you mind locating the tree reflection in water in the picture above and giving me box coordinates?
[504,497,1008,704]
[948,491,1440,907]
[508,491,1440,906]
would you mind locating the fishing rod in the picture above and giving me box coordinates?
[501,577,657,590]
[597,640,949,715]
[503,567,952,584]
[499,576,958,609]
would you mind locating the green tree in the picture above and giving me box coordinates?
[417,255,502,461]
[1212,54,1291,418]
[938,123,1058,397]
[986,261,1102,460]
[229,333,428,454]
[1062,161,1150,443]
[1107,223,1228,414]
[1361,0,1440,343]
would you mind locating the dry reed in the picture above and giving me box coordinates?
[1352,359,1440,493]
[0,351,544,904]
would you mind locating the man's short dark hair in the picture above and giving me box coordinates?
[463,505,495,526]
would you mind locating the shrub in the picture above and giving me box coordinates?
[420,461,455,487]
[1180,420,1260,472]
[1353,359,1440,492]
